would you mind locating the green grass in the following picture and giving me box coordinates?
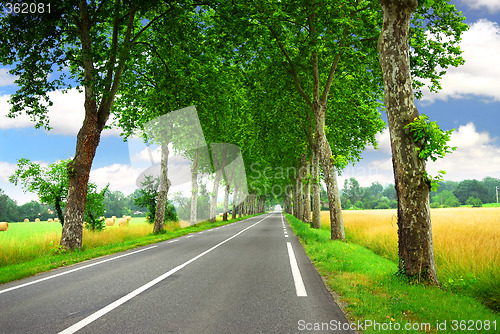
[285,214,499,333]
[483,203,500,208]
[0,214,264,285]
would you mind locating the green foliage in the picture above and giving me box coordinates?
[135,176,160,224]
[454,179,490,204]
[405,114,456,162]
[466,197,483,208]
[84,184,108,231]
[9,158,70,224]
[134,176,178,224]
[405,114,456,191]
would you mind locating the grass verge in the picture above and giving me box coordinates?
[0,214,263,285]
[285,214,499,333]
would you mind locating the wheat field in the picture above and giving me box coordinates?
[320,208,500,286]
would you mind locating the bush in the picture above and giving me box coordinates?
[444,195,461,208]
[466,196,482,207]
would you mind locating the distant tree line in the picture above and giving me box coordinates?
[0,187,148,223]
[338,177,500,210]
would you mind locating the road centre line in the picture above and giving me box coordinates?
[58,214,271,334]
[286,242,307,297]
[0,245,158,295]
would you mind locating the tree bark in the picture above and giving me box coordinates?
[311,147,321,229]
[302,153,311,223]
[223,183,230,221]
[232,188,238,220]
[210,167,223,223]
[314,102,345,240]
[153,144,169,233]
[378,0,439,285]
[190,149,199,225]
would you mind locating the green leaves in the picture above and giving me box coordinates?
[405,114,456,191]
[404,114,456,162]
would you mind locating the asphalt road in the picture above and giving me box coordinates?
[0,212,353,333]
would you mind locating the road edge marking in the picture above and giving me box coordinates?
[286,242,307,297]
[0,245,158,295]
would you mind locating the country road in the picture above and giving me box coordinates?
[0,212,353,333]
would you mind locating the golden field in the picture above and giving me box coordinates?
[320,208,500,286]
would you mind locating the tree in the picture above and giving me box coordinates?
[103,190,129,217]
[135,175,160,224]
[377,0,466,284]
[10,159,71,225]
[0,1,180,249]
[0,189,19,222]
[454,179,489,204]
[84,184,108,231]
[466,196,482,208]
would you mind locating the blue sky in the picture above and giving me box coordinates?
[1,0,500,205]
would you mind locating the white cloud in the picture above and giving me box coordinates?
[460,0,500,13]
[0,68,17,87]
[427,122,500,180]
[368,128,392,154]
[89,164,142,196]
[0,161,16,183]
[421,19,500,103]
[0,89,122,137]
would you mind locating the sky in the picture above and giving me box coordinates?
[1,0,499,205]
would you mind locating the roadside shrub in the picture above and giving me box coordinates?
[466,196,482,207]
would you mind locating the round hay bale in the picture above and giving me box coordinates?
[35,218,40,222]
[106,218,115,226]
[112,216,116,220]
[118,218,129,227]
[48,218,53,222]
[126,215,132,221]
[54,218,59,222]
[24,218,29,223]
[0,222,8,231]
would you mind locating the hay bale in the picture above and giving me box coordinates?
[35,218,40,222]
[126,215,132,221]
[112,216,116,220]
[106,218,115,226]
[0,222,8,231]
[54,218,59,222]
[24,218,29,223]
[118,218,129,226]
[122,215,127,218]
[48,218,53,222]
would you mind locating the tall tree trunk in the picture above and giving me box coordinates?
[210,167,223,223]
[153,144,169,233]
[302,153,311,223]
[311,146,321,229]
[190,149,199,225]
[61,99,104,249]
[60,1,136,250]
[55,196,64,227]
[232,188,238,220]
[294,158,304,219]
[314,103,345,240]
[378,0,438,285]
[223,183,230,221]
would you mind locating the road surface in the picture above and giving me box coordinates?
[0,212,353,333]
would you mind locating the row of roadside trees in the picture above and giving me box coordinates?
[0,0,468,285]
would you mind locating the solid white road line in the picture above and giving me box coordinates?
[0,245,158,295]
[286,242,307,297]
[58,214,271,334]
